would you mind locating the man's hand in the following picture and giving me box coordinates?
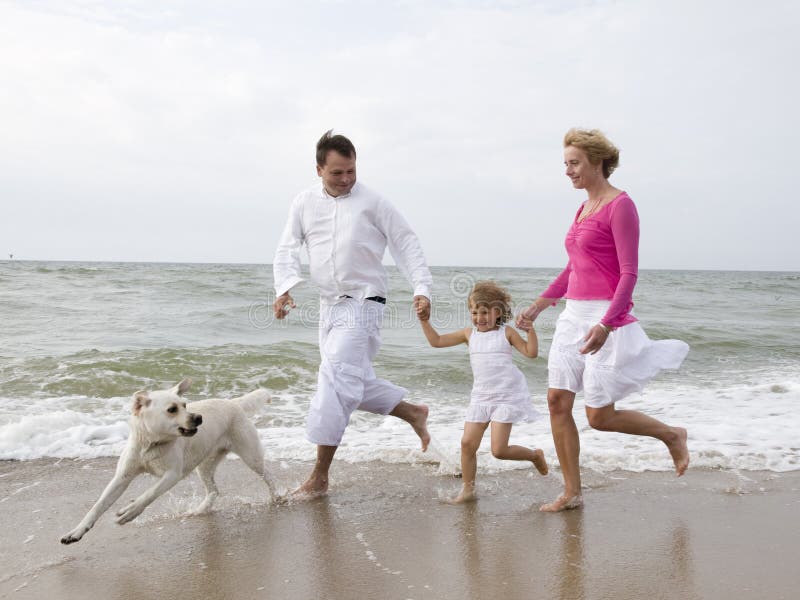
[414,295,431,321]
[273,293,296,320]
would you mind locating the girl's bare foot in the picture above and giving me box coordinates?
[445,487,477,505]
[539,494,583,512]
[667,427,689,476]
[532,449,548,475]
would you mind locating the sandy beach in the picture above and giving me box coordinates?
[1,458,798,600]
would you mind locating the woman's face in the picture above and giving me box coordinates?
[564,145,601,190]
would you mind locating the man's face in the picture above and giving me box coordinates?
[317,150,357,197]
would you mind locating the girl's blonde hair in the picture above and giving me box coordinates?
[468,281,513,324]
[564,127,620,179]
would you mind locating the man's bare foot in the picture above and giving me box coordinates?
[410,404,431,452]
[667,427,689,476]
[445,486,476,505]
[532,449,548,475]
[539,494,583,512]
[290,476,328,501]
[391,401,431,452]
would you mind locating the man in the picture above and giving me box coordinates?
[273,130,432,497]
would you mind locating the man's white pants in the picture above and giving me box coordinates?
[306,298,407,446]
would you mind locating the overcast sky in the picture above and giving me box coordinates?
[1,0,797,271]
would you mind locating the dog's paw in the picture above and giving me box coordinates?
[186,503,211,517]
[60,528,86,545]
[115,501,144,524]
[272,493,291,506]
[186,492,217,516]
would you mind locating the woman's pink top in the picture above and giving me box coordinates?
[541,192,639,328]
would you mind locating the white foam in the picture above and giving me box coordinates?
[2,380,798,471]
[286,379,800,473]
[0,399,129,460]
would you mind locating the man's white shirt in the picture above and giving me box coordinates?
[273,182,432,304]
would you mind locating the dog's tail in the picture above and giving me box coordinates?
[234,389,271,416]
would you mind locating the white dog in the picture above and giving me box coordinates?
[61,379,275,544]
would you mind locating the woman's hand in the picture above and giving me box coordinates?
[516,319,533,332]
[515,298,549,330]
[579,324,612,355]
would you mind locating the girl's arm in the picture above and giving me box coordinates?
[507,325,538,359]
[420,320,469,348]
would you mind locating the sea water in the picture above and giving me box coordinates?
[1,261,798,472]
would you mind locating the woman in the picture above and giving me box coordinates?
[517,128,690,512]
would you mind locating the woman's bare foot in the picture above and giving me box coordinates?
[667,427,689,476]
[532,449,548,475]
[445,486,476,505]
[539,494,583,512]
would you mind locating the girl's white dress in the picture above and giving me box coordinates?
[466,325,541,423]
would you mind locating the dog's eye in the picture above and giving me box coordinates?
[167,405,178,414]
[182,403,187,409]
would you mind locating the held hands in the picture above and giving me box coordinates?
[273,293,296,320]
[579,323,612,355]
[517,320,535,333]
[516,314,535,332]
[414,295,431,321]
[515,299,547,331]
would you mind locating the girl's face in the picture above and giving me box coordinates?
[470,303,502,331]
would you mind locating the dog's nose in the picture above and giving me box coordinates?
[191,413,203,426]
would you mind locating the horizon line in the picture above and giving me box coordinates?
[1,258,797,274]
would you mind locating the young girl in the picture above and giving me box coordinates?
[419,281,548,503]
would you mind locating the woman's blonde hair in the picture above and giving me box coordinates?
[468,281,513,324]
[564,128,620,179]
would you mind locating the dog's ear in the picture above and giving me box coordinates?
[132,392,150,415]
[171,378,192,397]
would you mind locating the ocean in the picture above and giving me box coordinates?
[1,261,798,473]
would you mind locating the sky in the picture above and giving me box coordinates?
[1,0,798,271]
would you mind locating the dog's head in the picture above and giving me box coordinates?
[131,378,203,441]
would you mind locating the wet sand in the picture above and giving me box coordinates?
[1,458,798,600]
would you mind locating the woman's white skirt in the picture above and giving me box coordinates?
[548,300,689,407]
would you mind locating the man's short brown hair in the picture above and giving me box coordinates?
[316,129,357,166]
